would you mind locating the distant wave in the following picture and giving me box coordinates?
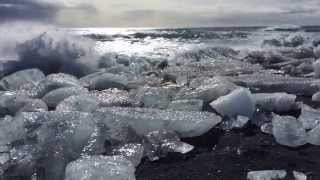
[262,25,302,32]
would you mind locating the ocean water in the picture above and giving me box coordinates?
[70,25,320,59]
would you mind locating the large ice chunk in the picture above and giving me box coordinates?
[110,143,144,167]
[168,99,203,111]
[89,89,135,107]
[298,104,320,130]
[56,95,99,112]
[247,170,287,180]
[253,93,297,112]
[0,92,47,116]
[293,171,307,180]
[306,123,320,145]
[133,86,177,109]
[95,107,222,138]
[210,88,255,118]
[175,77,238,103]
[0,69,45,91]
[230,73,320,96]
[0,115,25,145]
[272,115,307,147]
[65,155,136,180]
[42,86,88,108]
[313,59,320,78]
[87,73,130,90]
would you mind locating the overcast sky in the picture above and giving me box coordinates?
[0,0,319,27]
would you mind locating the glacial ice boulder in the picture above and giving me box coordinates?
[168,99,203,111]
[247,170,287,180]
[0,92,47,116]
[313,59,320,78]
[87,73,131,90]
[298,104,320,130]
[90,89,135,107]
[230,73,320,96]
[0,68,45,91]
[293,171,308,180]
[65,155,136,180]
[253,93,297,112]
[0,115,26,145]
[210,88,255,118]
[133,86,177,109]
[56,95,99,112]
[95,107,222,138]
[272,115,307,147]
[42,86,88,108]
[175,77,238,103]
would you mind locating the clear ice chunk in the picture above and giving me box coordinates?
[306,123,320,145]
[253,93,297,112]
[175,76,237,103]
[95,107,222,138]
[298,104,320,130]
[143,130,194,161]
[247,170,287,180]
[210,88,255,118]
[65,155,136,180]
[42,86,88,108]
[272,115,307,147]
[168,99,203,111]
[110,143,144,167]
[312,91,320,102]
[293,171,307,180]
[56,95,99,112]
[0,69,45,91]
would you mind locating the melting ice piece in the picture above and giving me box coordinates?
[0,69,45,91]
[247,170,287,180]
[293,171,307,180]
[253,93,297,112]
[89,89,134,107]
[95,107,222,138]
[175,77,238,103]
[313,59,320,78]
[65,155,136,180]
[168,99,203,111]
[312,91,320,102]
[133,86,176,109]
[230,73,320,96]
[261,123,273,135]
[222,115,250,129]
[272,115,307,147]
[87,73,130,90]
[307,123,320,145]
[56,95,99,112]
[111,143,144,167]
[42,86,88,108]
[210,88,255,118]
[298,104,320,130]
[0,92,48,116]
[143,130,194,161]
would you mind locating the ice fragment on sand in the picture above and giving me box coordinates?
[95,107,221,138]
[298,104,320,130]
[247,170,287,180]
[306,123,320,145]
[65,155,136,180]
[293,171,307,180]
[110,143,144,167]
[222,115,250,129]
[253,93,297,112]
[42,86,88,108]
[313,59,320,78]
[210,88,255,118]
[272,115,307,147]
[56,95,99,112]
[168,99,203,111]
[312,91,320,102]
[0,69,45,91]
[143,130,194,161]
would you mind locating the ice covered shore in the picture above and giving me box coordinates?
[0,30,320,180]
